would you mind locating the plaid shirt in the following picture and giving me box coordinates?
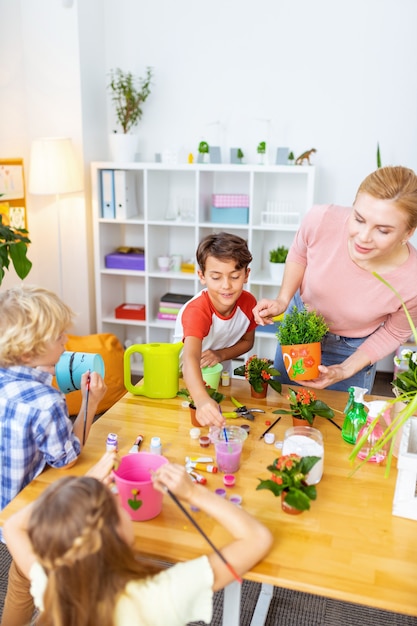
[0,365,81,511]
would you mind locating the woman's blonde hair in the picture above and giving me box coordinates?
[355,165,417,230]
[0,285,74,366]
[28,476,156,626]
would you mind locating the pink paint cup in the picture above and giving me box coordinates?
[113,452,168,521]
[210,426,247,473]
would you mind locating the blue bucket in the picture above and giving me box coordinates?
[55,351,105,393]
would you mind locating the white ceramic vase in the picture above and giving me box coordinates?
[269,262,285,284]
[109,133,138,162]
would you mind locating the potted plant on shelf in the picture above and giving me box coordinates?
[257,141,267,165]
[350,273,417,476]
[107,66,153,161]
[233,355,282,398]
[237,148,244,164]
[256,453,320,514]
[0,212,32,285]
[276,306,329,381]
[268,245,289,283]
[288,151,295,165]
[273,387,335,426]
[177,385,225,426]
[198,141,210,164]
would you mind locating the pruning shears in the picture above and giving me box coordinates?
[222,396,265,421]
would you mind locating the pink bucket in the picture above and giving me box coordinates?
[113,453,168,521]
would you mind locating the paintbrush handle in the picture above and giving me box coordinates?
[259,416,281,439]
[166,489,242,584]
[82,371,91,445]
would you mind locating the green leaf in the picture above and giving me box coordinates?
[256,479,283,497]
[9,242,32,280]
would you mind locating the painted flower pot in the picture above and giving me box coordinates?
[281,342,321,381]
[250,383,268,399]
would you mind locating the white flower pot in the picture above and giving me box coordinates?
[269,262,285,284]
[109,133,138,162]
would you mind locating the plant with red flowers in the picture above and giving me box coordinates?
[256,453,320,511]
[273,387,334,425]
[234,355,282,394]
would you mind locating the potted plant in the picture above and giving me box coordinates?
[0,212,32,285]
[237,148,244,163]
[273,387,334,426]
[288,151,295,165]
[276,306,329,381]
[256,453,320,513]
[268,245,289,283]
[177,385,225,426]
[350,273,417,476]
[234,355,282,398]
[257,141,267,165]
[198,141,210,163]
[107,66,153,161]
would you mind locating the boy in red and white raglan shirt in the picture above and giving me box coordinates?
[174,232,256,428]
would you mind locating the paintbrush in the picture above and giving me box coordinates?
[166,488,242,584]
[259,416,281,439]
[82,370,91,445]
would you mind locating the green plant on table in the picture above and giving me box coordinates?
[108,67,153,134]
[350,272,417,476]
[0,211,32,286]
[256,453,320,511]
[269,245,289,264]
[276,306,329,345]
[177,384,225,408]
[273,387,334,425]
[233,355,282,394]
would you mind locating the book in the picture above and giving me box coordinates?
[114,170,137,219]
[159,306,182,314]
[157,312,178,321]
[100,169,115,218]
[159,293,192,306]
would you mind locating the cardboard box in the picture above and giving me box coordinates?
[115,303,146,320]
[210,206,249,224]
[105,252,145,271]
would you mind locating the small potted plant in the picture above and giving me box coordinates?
[257,141,267,165]
[177,385,225,426]
[276,306,329,381]
[234,355,282,398]
[237,148,244,163]
[0,212,32,285]
[288,151,295,165]
[256,453,320,514]
[273,387,334,426]
[198,141,210,163]
[107,66,153,161]
[268,245,289,283]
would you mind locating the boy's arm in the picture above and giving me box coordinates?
[182,336,225,428]
[201,329,255,367]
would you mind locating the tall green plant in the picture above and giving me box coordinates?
[0,214,32,285]
[108,67,153,134]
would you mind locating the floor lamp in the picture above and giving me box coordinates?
[29,137,84,298]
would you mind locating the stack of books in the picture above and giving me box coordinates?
[157,292,192,321]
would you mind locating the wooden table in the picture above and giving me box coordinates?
[1,380,416,624]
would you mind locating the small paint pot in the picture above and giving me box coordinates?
[229,495,242,506]
[240,424,250,435]
[264,433,275,444]
[215,488,227,498]
[274,440,283,449]
[189,428,201,439]
[223,474,236,487]
[199,435,211,448]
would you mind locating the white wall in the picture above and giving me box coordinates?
[1,0,417,343]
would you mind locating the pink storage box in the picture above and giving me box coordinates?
[212,194,249,208]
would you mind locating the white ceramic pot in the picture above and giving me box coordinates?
[109,133,138,162]
[269,262,285,283]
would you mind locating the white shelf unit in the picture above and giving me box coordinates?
[91,162,315,372]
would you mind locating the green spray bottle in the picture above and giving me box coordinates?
[341,386,368,444]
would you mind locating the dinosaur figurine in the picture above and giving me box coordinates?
[295,148,317,165]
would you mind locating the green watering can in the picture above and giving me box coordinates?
[124,342,183,398]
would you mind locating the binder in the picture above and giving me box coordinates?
[100,169,115,218]
[114,170,137,219]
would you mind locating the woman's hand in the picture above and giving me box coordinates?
[301,364,345,389]
[252,298,285,325]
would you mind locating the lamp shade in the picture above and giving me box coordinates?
[29,137,83,195]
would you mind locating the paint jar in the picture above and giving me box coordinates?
[106,433,118,452]
[221,371,230,386]
[199,435,211,448]
[264,433,275,444]
[223,474,236,487]
[150,436,162,455]
[189,427,201,439]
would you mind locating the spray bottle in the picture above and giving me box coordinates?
[341,386,368,444]
[356,400,389,464]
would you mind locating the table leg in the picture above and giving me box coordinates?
[223,581,241,626]
[250,583,274,625]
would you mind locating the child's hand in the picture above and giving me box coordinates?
[152,463,195,501]
[200,349,221,368]
[195,398,225,428]
[86,451,118,485]
[81,371,107,404]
